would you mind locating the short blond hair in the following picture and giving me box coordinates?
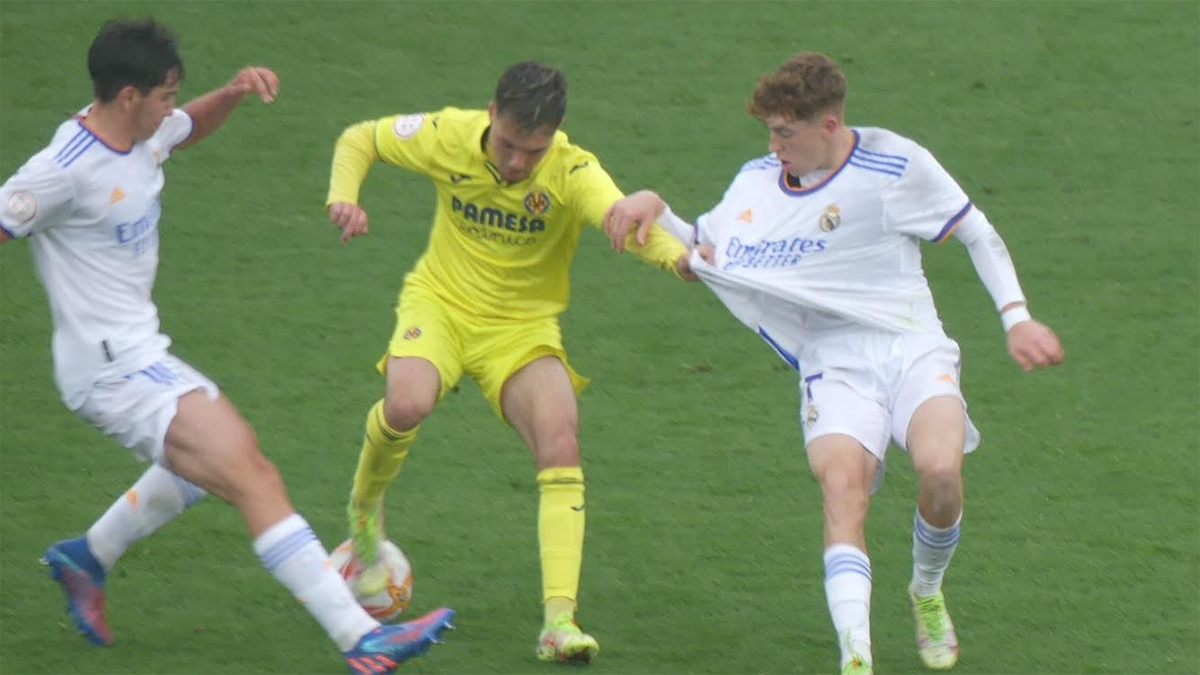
[748,52,846,121]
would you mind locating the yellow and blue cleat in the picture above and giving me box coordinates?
[42,536,113,646]
[344,606,455,674]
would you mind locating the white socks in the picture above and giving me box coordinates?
[823,543,872,668]
[911,509,961,597]
[252,513,379,651]
[86,464,207,570]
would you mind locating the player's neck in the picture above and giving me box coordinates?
[81,102,137,152]
[828,126,855,168]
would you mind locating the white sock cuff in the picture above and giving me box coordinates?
[824,543,871,581]
[252,513,315,570]
[915,508,962,531]
[914,510,962,549]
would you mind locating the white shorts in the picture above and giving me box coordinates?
[798,331,981,492]
[75,354,219,463]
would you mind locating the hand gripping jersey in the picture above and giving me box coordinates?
[692,127,976,364]
[0,109,194,408]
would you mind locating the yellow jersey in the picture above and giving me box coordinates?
[327,107,686,319]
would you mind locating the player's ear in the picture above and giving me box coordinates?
[487,100,496,121]
[114,84,139,110]
[821,113,840,136]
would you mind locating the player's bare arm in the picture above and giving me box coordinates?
[177,66,279,150]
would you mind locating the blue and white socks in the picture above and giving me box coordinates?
[911,509,961,597]
[252,513,379,651]
[824,543,872,668]
[87,464,207,570]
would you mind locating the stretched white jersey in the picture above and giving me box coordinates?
[0,108,193,408]
[691,127,974,367]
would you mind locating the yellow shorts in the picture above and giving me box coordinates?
[378,282,588,419]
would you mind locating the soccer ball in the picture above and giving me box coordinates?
[330,539,413,622]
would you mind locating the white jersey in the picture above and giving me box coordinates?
[691,127,974,366]
[0,107,194,408]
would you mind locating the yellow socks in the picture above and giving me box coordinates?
[350,400,418,508]
[537,466,585,623]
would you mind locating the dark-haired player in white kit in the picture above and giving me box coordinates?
[0,18,452,674]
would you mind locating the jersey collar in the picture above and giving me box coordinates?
[777,128,859,197]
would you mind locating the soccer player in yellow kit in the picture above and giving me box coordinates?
[325,61,694,663]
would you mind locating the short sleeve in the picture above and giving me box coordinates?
[882,146,973,243]
[0,155,74,238]
[150,108,195,160]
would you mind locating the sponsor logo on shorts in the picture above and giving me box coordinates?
[819,204,841,232]
[403,327,422,341]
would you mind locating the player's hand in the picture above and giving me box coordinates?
[227,66,279,103]
[328,202,369,244]
[1007,319,1065,372]
[676,243,714,282]
[604,190,665,253]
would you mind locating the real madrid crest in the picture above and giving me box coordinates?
[524,190,551,216]
[819,204,841,232]
[803,404,820,427]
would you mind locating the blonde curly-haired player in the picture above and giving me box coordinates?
[604,52,1065,675]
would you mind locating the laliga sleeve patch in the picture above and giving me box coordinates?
[5,190,37,224]
[392,113,425,140]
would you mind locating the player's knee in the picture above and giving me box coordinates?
[536,422,580,468]
[819,466,871,510]
[915,452,961,487]
[916,464,962,508]
[238,449,287,499]
[383,394,434,431]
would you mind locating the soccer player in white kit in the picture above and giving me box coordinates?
[0,19,452,673]
[604,53,1064,674]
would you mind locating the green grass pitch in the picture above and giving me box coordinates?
[1,2,1197,673]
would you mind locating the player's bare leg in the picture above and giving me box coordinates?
[165,391,451,670]
[348,356,440,591]
[502,356,599,664]
[162,391,293,534]
[905,395,966,670]
[807,434,878,674]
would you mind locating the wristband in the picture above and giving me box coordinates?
[1001,305,1032,332]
